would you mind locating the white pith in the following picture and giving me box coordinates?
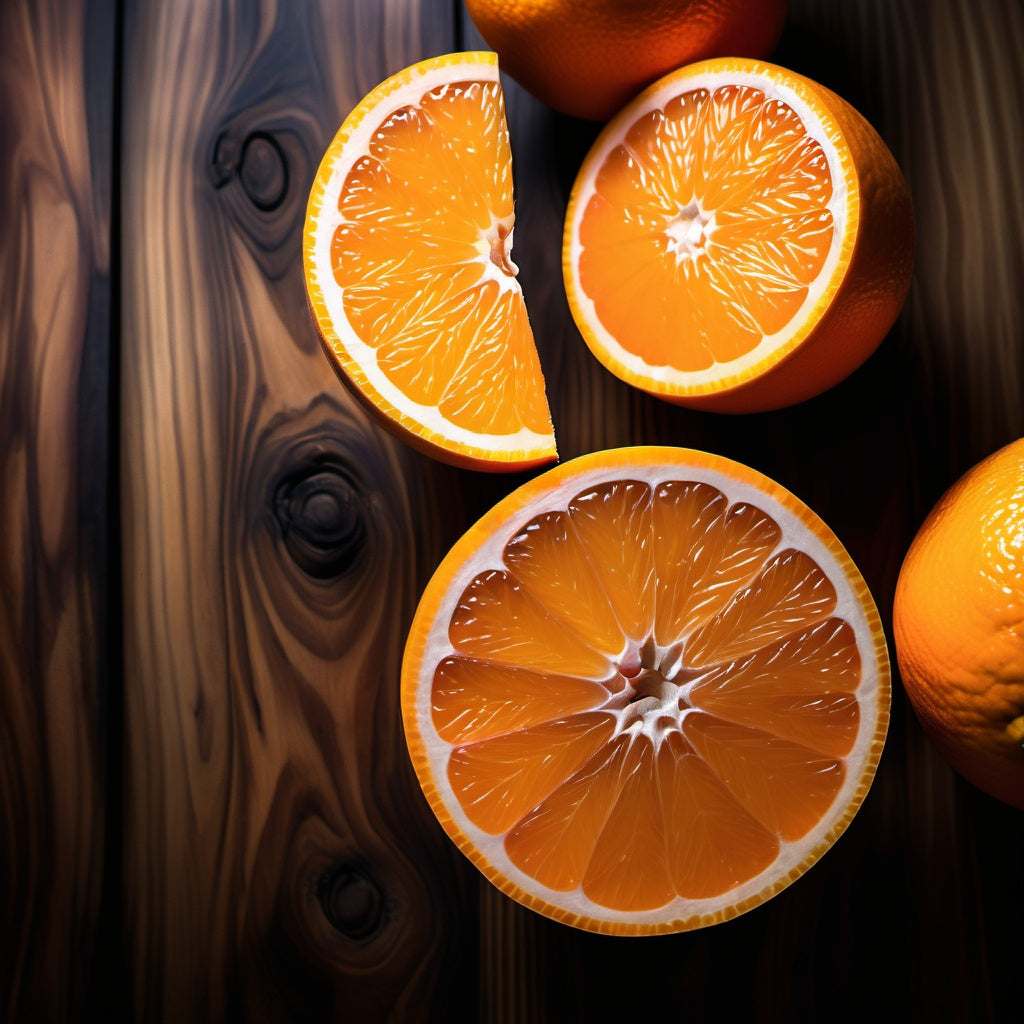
[407,453,887,930]
[665,200,716,263]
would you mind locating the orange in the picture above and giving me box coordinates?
[893,438,1024,811]
[402,446,890,934]
[563,57,915,413]
[303,52,557,472]
[464,0,786,121]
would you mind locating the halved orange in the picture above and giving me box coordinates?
[563,58,915,413]
[304,52,557,471]
[402,447,890,934]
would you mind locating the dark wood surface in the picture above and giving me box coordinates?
[0,1,117,1021]
[2,1,1023,1021]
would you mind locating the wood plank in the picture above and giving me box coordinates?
[119,2,479,1019]
[0,1,116,1020]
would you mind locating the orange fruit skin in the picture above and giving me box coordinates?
[464,0,787,121]
[893,438,1024,811]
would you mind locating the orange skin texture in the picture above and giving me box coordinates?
[464,0,787,121]
[894,438,1024,811]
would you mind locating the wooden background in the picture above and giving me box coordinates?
[2,0,1023,1021]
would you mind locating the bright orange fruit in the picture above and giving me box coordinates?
[563,57,915,413]
[894,438,1024,811]
[464,0,786,121]
[402,447,890,933]
[303,52,557,472]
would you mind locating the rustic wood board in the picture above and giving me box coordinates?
[117,1,478,1020]
[2,0,1023,1021]
[0,1,117,1020]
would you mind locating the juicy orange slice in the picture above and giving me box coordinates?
[402,446,889,934]
[304,52,557,471]
[563,58,915,413]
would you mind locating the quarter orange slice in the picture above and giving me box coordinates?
[563,58,915,413]
[304,52,557,471]
[402,447,890,934]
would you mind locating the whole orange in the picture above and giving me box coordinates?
[893,439,1024,810]
[464,0,787,121]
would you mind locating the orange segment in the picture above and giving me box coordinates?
[449,569,613,679]
[690,619,862,758]
[579,737,675,912]
[304,52,557,470]
[563,57,915,413]
[566,480,655,644]
[657,733,779,899]
[502,510,625,658]
[504,734,640,895]
[506,735,680,913]
[402,446,889,934]
[447,713,614,835]
[685,548,837,667]
[651,481,781,646]
[682,714,845,843]
[432,657,607,745]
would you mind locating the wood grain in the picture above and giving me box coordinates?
[119,1,477,1020]
[0,1,115,1020]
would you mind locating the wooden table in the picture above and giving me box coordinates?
[3,1,1022,1020]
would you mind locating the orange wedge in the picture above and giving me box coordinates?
[304,52,557,471]
[402,446,890,934]
[563,58,915,413]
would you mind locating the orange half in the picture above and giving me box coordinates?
[563,58,915,413]
[402,446,890,934]
[304,52,557,471]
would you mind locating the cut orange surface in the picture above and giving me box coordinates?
[563,58,915,413]
[402,447,890,934]
[304,52,557,471]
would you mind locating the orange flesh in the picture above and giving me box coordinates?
[332,80,549,435]
[578,84,835,370]
[436,478,860,912]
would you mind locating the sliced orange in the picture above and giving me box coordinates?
[563,58,915,413]
[402,446,890,934]
[304,52,557,471]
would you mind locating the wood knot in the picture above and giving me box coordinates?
[209,129,288,211]
[210,131,237,189]
[317,862,385,941]
[240,131,288,211]
[274,465,366,579]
